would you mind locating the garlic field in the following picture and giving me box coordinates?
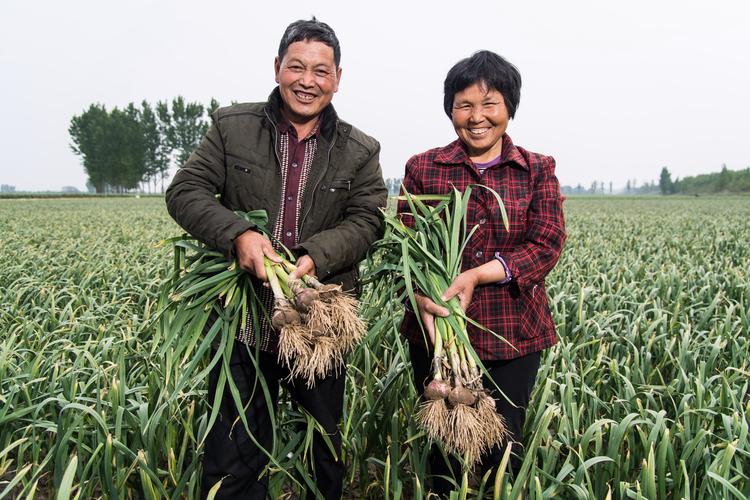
[1,196,748,499]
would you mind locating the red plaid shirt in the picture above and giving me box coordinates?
[398,134,566,360]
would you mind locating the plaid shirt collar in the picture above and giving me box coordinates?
[434,134,529,171]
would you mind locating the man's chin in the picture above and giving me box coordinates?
[288,106,321,122]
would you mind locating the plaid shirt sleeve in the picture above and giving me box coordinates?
[501,155,566,290]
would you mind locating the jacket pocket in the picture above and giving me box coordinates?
[231,162,269,210]
[519,284,553,340]
[311,178,352,227]
[324,178,352,192]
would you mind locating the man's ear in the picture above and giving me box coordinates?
[274,57,281,84]
[334,66,342,92]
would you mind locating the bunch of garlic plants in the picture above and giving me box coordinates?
[370,186,509,464]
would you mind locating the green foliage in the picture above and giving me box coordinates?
[68,103,110,193]
[662,164,750,195]
[163,97,208,167]
[659,166,674,195]
[140,101,170,193]
[1,197,749,498]
[69,97,219,193]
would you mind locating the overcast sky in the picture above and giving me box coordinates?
[2,0,748,191]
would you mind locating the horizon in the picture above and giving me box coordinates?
[2,0,749,191]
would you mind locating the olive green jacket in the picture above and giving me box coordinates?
[165,88,387,293]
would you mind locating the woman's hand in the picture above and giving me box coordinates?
[441,259,508,311]
[441,269,481,312]
[414,293,449,345]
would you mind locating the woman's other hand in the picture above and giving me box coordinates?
[414,294,449,345]
[442,259,508,311]
[441,269,480,312]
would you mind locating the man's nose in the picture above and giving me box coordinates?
[299,69,315,87]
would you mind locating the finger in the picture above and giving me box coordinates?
[440,284,459,302]
[263,245,282,263]
[422,313,436,346]
[459,293,471,312]
[290,259,310,279]
[425,301,450,318]
[254,265,267,281]
[253,254,269,281]
[289,268,304,280]
[434,304,451,317]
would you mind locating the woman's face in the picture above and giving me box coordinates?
[451,83,509,162]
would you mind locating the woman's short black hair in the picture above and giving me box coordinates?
[443,50,522,119]
[278,17,341,67]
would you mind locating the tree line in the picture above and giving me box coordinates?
[659,165,750,195]
[69,97,220,193]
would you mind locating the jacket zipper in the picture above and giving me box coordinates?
[299,137,335,232]
[264,108,283,170]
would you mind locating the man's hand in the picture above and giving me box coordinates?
[441,269,480,312]
[414,293,450,345]
[289,255,316,280]
[234,230,281,281]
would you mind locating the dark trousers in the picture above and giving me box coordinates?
[409,343,541,494]
[201,344,346,500]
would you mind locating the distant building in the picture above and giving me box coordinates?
[1,184,16,192]
[61,186,81,193]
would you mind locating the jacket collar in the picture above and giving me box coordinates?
[434,134,529,171]
[264,87,338,142]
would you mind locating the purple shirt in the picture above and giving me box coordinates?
[275,116,320,250]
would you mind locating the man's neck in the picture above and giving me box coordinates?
[280,108,320,139]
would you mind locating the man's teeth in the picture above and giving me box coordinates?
[470,128,489,135]
[295,92,315,101]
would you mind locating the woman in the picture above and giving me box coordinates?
[399,50,566,492]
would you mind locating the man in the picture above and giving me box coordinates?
[165,18,387,499]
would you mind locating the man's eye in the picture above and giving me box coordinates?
[315,70,330,77]
[288,65,304,72]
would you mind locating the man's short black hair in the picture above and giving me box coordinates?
[443,50,522,119]
[278,17,341,67]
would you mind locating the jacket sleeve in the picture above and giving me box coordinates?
[165,115,253,259]
[502,155,567,290]
[298,143,388,278]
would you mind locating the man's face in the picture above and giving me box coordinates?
[275,40,342,124]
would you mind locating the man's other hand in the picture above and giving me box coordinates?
[289,255,316,280]
[234,230,281,281]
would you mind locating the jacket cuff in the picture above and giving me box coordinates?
[218,219,255,260]
[296,241,332,279]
